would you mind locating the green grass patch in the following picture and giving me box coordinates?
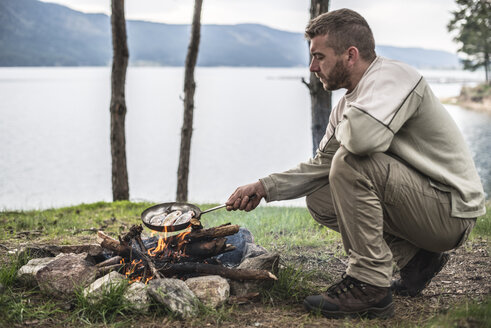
[0,288,65,325]
[0,201,341,252]
[0,251,30,287]
[425,297,491,328]
[71,280,134,325]
[0,201,152,241]
[198,204,341,250]
[471,201,491,239]
[263,263,315,303]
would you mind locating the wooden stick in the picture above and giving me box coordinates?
[96,255,123,268]
[97,263,124,275]
[158,263,278,281]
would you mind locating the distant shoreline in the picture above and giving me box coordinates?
[442,96,491,114]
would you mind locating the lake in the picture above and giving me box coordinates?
[0,67,489,210]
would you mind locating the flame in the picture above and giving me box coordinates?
[146,224,192,259]
[120,223,193,284]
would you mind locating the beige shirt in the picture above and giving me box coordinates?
[261,56,486,218]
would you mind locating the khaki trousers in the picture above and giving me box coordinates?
[306,147,475,287]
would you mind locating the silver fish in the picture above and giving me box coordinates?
[162,210,182,226]
[149,214,167,225]
[173,210,195,226]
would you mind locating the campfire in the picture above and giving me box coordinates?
[15,211,279,318]
[97,223,277,284]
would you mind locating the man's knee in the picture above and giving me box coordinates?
[306,189,339,232]
[329,147,357,186]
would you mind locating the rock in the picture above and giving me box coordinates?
[83,271,126,302]
[243,243,268,260]
[185,275,230,308]
[55,244,103,259]
[17,256,59,286]
[36,253,98,297]
[238,252,280,274]
[229,252,280,297]
[215,227,254,267]
[18,244,103,261]
[148,278,199,318]
[123,282,151,312]
[17,246,55,259]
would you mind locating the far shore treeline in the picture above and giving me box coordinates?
[0,0,461,69]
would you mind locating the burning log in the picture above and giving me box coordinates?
[98,230,162,279]
[158,263,278,281]
[98,231,131,257]
[181,238,235,258]
[158,224,239,246]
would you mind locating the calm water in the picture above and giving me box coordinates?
[0,67,489,210]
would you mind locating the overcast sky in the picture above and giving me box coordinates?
[40,0,460,53]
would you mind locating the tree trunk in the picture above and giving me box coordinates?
[176,0,203,202]
[110,0,129,201]
[304,0,331,156]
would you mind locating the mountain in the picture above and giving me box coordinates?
[0,0,461,69]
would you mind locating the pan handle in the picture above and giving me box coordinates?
[200,203,227,214]
[200,195,256,215]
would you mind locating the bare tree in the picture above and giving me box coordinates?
[176,0,203,202]
[302,0,331,156]
[110,0,129,201]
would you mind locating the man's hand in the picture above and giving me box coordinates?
[226,181,266,212]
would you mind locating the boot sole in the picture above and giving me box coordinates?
[393,253,450,297]
[303,299,395,319]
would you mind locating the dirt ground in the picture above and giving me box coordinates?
[171,238,490,328]
[1,237,489,327]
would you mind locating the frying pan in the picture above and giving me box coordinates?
[141,195,256,232]
[141,202,227,232]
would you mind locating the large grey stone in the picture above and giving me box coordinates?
[229,252,280,297]
[148,278,199,318]
[243,242,268,260]
[185,275,230,308]
[123,282,151,312]
[36,253,97,297]
[239,252,280,274]
[83,271,126,302]
[17,256,59,286]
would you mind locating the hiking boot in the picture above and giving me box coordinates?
[391,249,450,297]
[303,274,394,319]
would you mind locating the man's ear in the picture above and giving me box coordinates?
[346,46,359,67]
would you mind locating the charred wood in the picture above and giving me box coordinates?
[160,224,239,246]
[158,263,278,281]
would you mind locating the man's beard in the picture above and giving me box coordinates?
[318,59,350,91]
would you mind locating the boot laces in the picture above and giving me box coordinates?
[326,274,368,298]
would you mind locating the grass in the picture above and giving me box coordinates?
[470,201,491,240]
[0,287,65,325]
[0,251,30,287]
[0,201,489,327]
[262,262,316,303]
[71,280,134,325]
[425,296,491,328]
